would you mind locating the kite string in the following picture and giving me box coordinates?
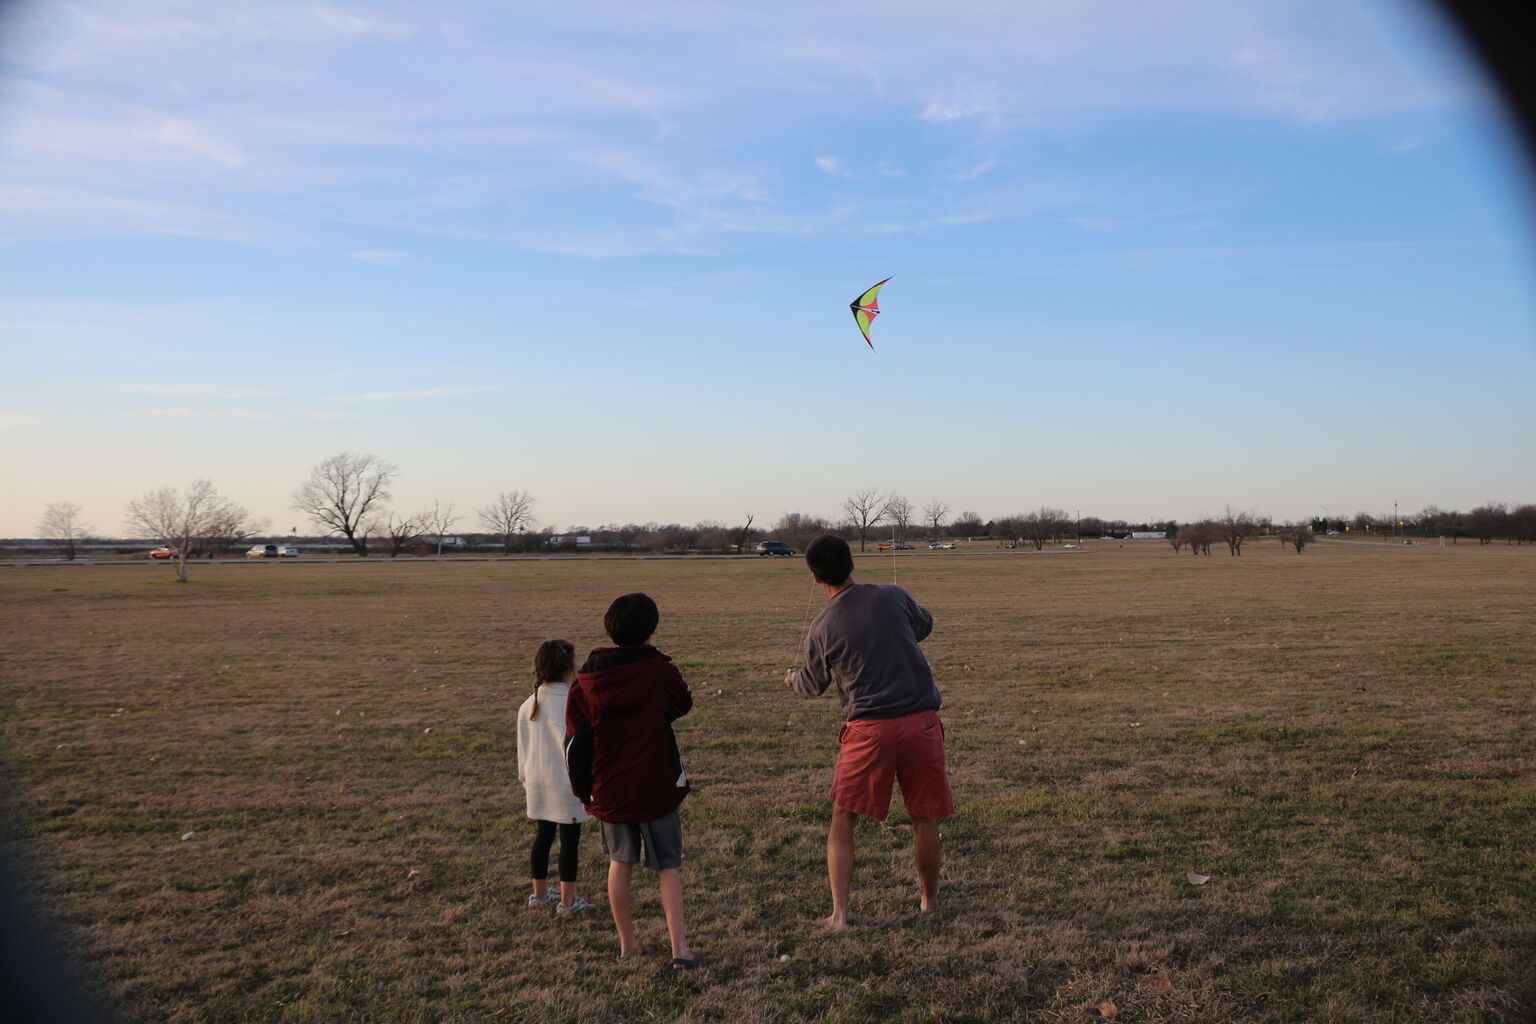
[790,576,818,671]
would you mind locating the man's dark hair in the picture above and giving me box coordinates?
[805,535,854,586]
[603,592,659,646]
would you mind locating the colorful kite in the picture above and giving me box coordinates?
[849,277,890,349]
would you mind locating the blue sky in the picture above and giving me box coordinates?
[2,0,1533,537]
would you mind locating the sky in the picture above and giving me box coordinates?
[2,0,1533,538]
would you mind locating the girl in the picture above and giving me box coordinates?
[516,638,594,914]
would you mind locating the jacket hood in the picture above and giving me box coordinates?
[577,646,671,715]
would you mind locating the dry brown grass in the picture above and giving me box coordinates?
[2,541,1533,1023]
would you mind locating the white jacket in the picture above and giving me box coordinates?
[516,683,592,824]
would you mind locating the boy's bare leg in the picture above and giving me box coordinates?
[912,817,941,912]
[607,860,643,958]
[657,868,692,963]
[824,805,858,929]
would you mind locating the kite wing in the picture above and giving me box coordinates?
[849,277,891,349]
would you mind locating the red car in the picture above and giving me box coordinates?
[148,547,179,559]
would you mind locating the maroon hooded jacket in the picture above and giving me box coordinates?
[566,646,692,823]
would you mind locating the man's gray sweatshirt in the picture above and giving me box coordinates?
[790,582,942,720]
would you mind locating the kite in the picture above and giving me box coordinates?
[849,277,890,349]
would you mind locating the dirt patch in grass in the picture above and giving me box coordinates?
[3,542,1534,1022]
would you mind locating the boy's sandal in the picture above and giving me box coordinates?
[668,958,697,970]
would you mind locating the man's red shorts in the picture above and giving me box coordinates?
[830,709,954,820]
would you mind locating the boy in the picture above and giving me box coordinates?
[784,535,954,928]
[567,592,696,968]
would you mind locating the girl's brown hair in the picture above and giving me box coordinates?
[529,639,576,721]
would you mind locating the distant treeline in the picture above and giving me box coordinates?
[22,453,1534,562]
[14,500,1535,560]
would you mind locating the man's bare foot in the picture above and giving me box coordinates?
[617,947,646,961]
[820,914,848,930]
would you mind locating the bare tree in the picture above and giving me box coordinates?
[292,452,396,557]
[1168,525,1185,555]
[1280,522,1313,553]
[695,520,732,553]
[1218,505,1257,556]
[992,514,1022,549]
[1020,506,1069,550]
[1180,521,1215,555]
[949,511,985,540]
[922,499,950,540]
[1439,507,1464,543]
[770,512,829,552]
[125,480,250,582]
[425,499,461,557]
[382,512,426,557]
[1512,504,1536,546]
[199,507,270,558]
[479,490,537,554]
[38,501,92,561]
[731,513,756,554]
[1466,503,1508,545]
[886,495,914,542]
[841,488,892,552]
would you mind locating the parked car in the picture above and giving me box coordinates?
[755,540,797,557]
[278,545,299,557]
[876,541,915,551]
[929,541,956,550]
[147,547,178,559]
[246,544,279,558]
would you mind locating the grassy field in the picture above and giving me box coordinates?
[2,542,1533,1023]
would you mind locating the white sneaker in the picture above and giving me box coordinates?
[527,892,559,907]
[556,896,594,915]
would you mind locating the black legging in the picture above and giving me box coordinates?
[530,820,582,883]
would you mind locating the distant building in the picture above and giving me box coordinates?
[1130,531,1166,540]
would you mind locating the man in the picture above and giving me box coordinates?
[784,535,954,928]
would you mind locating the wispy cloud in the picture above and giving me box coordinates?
[920,83,1008,124]
[134,406,278,420]
[0,1,1478,260]
[348,248,412,266]
[334,386,512,402]
[1064,216,1139,231]
[0,411,50,429]
[108,383,287,399]
[814,156,858,179]
[153,117,248,166]
[950,158,999,181]
[129,406,353,421]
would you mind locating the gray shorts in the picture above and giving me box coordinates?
[599,810,684,870]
